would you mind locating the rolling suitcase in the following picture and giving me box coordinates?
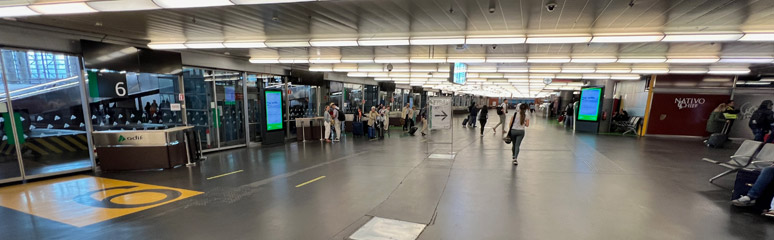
[462,116,469,126]
[706,121,730,148]
[408,126,418,135]
[352,121,364,136]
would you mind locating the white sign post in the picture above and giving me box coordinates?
[427,97,454,158]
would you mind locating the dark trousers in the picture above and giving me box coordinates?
[479,119,487,134]
[753,127,773,143]
[510,130,526,159]
[403,116,413,131]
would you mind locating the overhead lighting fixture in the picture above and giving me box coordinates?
[185,42,225,49]
[571,57,617,63]
[707,67,751,75]
[561,68,596,73]
[617,57,666,63]
[467,66,498,73]
[610,74,641,80]
[595,68,631,73]
[666,57,719,63]
[341,57,374,63]
[223,41,267,48]
[582,74,611,79]
[250,58,280,64]
[447,57,486,63]
[333,64,358,72]
[0,6,41,17]
[374,57,409,63]
[527,57,571,63]
[410,58,446,63]
[357,37,410,46]
[278,58,309,64]
[486,57,527,63]
[309,39,359,47]
[368,72,389,78]
[87,0,161,11]
[499,67,529,73]
[528,74,555,79]
[347,72,369,77]
[504,74,528,78]
[719,57,774,63]
[265,40,311,48]
[410,36,465,45]
[662,33,743,42]
[525,35,592,44]
[153,0,234,8]
[590,34,664,43]
[309,58,341,64]
[465,35,526,44]
[631,68,669,74]
[556,74,583,79]
[529,68,561,73]
[147,42,187,49]
[740,33,774,42]
[29,2,97,14]
[669,68,708,74]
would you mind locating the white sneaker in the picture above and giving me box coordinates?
[732,195,755,207]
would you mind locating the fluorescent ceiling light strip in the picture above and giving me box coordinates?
[529,68,561,73]
[582,74,611,79]
[525,35,591,44]
[250,58,280,64]
[410,58,446,63]
[341,58,374,63]
[571,57,617,63]
[374,57,409,63]
[309,39,359,47]
[561,68,596,73]
[148,42,187,49]
[527,57,571,63]
[499,68,529,73]
[357,38,410,46]
[610,74,641,80]
[465,36,526,44]
[0,6,41,17]
[740,33,774,42]
[185,42,225,49]
[719,57,774,63]
[347,72,369,77]
[265,40,310,47]
[596,68,631,73]
[669,68,708,74]
[631,68,669,74]
[707,68,751,75]
[528,74,555,79]
[617,57,666,63]
[556,74,583,79]
[665,57,719,63]
[662,33,743,42]
[309,59,341,63]
[223,41,266,48]
[447,58,486,63]
[153,0,234,8]
[486,57,526,63]
[87,0,161,11]
[590,34,664,43]
[278,58,309,64]
[410,37,465,45]
[29,2,97,14]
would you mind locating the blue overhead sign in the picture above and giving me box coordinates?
[448,63,467,85]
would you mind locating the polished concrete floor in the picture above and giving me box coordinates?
[2,115,774,240]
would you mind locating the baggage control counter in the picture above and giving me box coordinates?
[92,126,194,171]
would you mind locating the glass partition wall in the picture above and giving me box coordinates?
[183,68,246,152]
[0,48,93,182]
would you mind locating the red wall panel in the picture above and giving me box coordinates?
[646,93,730,136]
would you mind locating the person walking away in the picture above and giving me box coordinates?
[492,101,508,134]
[749,100,774,143]
[478,106,489,136]
[323,105,332,143]
[334,104,345,141]
[368,107,379,139]
[529,103,535,113]
[508,104,530,165]
[706,103,728,135]
[419,104,429,136]
[469,104,479,127]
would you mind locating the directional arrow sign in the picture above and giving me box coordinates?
[434,110,448,121]
[430,97,452,130]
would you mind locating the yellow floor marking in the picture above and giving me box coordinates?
[206,170,244,180]
[295,176,326,188]
[0,175,202,227]
[24,142,48,155]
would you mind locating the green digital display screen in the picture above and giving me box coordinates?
[577,87,602,122]
[264,90,284,131]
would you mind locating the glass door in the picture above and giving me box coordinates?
[246,74,261,143]
[213,71,245,148]
[0,48,93,179]
[183,68,217,150]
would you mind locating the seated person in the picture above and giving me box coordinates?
[612,109,630,121]
[733,166,774,217]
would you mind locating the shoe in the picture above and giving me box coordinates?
[732,196,755,207]
[492,128,496,133]
[325,139,331,143]
[764,210,774,218]
[512,159,518,165]
[333,139,340,142]
[421,133,426,136]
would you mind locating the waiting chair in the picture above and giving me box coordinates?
[622,117,641,135]
[702,140,766,183]
[751,143,774,169]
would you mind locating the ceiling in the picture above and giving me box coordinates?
[3,0,773,97]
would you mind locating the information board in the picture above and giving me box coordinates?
[264,90,284,131]
[577,87,602,121]
[429,97,452,129]
[224,86,236,105]
[448,63,467,85]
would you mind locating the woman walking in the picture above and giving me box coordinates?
[478,106,489,136]
[368,106,379,139]
[509,104,530,165]
[323,105,332,143]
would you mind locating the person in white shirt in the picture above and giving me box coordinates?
[508,103,530,165]
[492,100,509,134]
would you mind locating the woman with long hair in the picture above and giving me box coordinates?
[706,103,727,135]
[478,106,489,136]
[508,104,530,165]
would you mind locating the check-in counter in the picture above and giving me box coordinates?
[92,126,194,171]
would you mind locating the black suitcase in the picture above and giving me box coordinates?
[706,121,730,148]
[408,126,418,135]
[352,121,364,136]
[462,117,469,126]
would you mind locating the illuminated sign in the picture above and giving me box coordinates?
[265,90,284,131]
[448,63,467,85]
[577,87,602,122]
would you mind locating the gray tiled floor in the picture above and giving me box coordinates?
[1,115,773,240]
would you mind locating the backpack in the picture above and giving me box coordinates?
[497,107,504,115]
[337,108,346,121]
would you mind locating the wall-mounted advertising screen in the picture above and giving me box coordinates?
[448,62,467,85]
[264,90,284,131]
[577,87,603,122]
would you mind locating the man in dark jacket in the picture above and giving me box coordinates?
[468,103,478,127]
[750,100,774,143]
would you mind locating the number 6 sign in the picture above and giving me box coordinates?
[89,71,129,98]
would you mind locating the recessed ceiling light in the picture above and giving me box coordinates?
[465,35,526,44]
[29,2,97,15]
[739,33,774,42]
[525,35,592,44]
[590,34,664,43]
[87,0,161,11]
[0,6,41,17]
[662,33,743,42]
[147,42,187,49]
